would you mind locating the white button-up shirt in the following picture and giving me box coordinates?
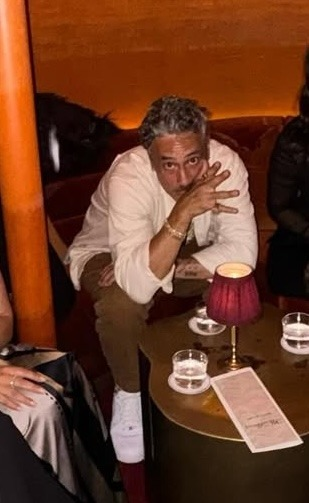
[67,139,258,304]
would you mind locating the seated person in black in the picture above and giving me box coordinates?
[267,48,309,298]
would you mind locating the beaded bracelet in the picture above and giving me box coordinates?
[164,218,186,241]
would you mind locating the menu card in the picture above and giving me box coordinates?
[211,367,303,453]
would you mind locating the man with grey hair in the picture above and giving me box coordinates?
[67,95,258,463]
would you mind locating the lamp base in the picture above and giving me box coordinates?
[217,354,252,372]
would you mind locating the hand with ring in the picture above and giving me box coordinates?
[0,365,46,410]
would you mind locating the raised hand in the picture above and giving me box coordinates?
[175,161,239,220]
[200,160,222,180]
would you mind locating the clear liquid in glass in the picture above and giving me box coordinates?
[173,359,206,389]
[283,322,309,349]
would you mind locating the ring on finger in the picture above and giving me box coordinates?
[9,375,18,390]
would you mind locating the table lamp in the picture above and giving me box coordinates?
[207,262,261,371]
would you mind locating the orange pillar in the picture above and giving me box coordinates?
[0,0,56,346]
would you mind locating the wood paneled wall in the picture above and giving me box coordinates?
[28,1,309,127]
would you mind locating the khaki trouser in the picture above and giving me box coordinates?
[81,241,208,392]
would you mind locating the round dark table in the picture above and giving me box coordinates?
[139,303,309,503]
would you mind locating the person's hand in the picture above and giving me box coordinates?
[98,262,115,287]
[175,258,210,280]
[195,160,221,181]
[175,161,240,220]
[0,365,46,410]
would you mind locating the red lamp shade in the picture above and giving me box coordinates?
[207,262,261,326]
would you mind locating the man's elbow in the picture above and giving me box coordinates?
[117,279,155,305]
[116,267,159,305]
[125,288,154,305]
[235,241,258,270]
[244,247,258,270]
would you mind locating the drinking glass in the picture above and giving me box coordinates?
[194,301,209,331]
[193,300,226,335]
[282,312,309,350]
[172,349,208,390]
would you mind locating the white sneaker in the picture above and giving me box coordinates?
[110,389,145,464]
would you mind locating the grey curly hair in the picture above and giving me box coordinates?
[138,95,209,149]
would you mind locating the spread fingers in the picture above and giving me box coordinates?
[204,161,221,178]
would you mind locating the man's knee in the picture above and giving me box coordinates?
[94,282,150,322]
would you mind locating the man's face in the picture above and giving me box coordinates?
[149,132,207,200]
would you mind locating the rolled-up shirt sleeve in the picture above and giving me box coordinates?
[108,169,174,304]
[192,146,258,273]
